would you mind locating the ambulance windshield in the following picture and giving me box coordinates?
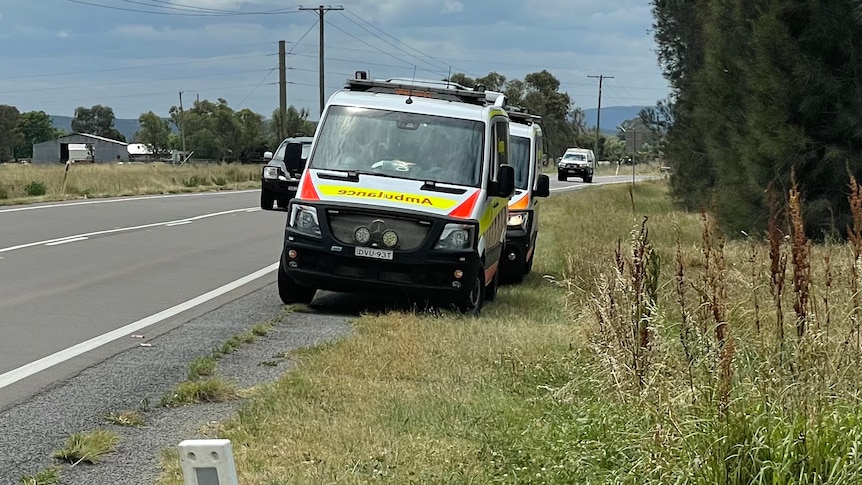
[510,135,531,190]
[308,106,485,187]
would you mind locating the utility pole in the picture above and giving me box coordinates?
[278,39,287,141]
[299,4,344,116]
[178,90,187,164]
[588,74,613,161]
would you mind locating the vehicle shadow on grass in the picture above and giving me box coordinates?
[302,290,447,317]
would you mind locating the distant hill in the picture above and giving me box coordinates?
[583,106,648,135]
[50,115,175,142]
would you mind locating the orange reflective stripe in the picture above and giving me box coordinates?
[449,191,480,219]
[509,194,529,211]
[299,175,320,200]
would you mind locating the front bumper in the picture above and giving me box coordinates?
[282,204,482,295]
[502,219,533,272]
[261,178,299,198]
[558,165,591,177]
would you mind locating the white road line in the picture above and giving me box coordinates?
[0,261,279,390]
[44,236,88,246]
[0,190,258,214]
[0,207,256,254]
[165,221,193,227]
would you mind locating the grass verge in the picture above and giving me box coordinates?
[19,467,61,485]
[0,162,260,205]
[103,410,146,428]
[152,178,862,484]
[160,309,295,408]
[51,430,119,465]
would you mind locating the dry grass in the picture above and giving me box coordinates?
[155,178,862,484]
[0,162,260,205]
[51,430,119,465]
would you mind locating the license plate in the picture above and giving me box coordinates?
[355,247,393,260]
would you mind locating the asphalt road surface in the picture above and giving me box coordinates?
[0,174,640,411]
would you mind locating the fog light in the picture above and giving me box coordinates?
[288,250,298,258]
[452,281,461,289]
[381,229,399,248]
[354,226,371,245]
[454,270,463,279]
[508,252,517,261]
[288,261,298,268]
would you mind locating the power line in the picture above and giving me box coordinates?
[235,20,319,111]
[317,22,448,78]
[342,9,475,77]
[335,11,450,76]
[0,53,276,81]
[0,68,276,95]
[127,0,301,15]
[65,0,301,16]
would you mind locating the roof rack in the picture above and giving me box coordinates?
[344,73,504,107]
[507,106,542,124]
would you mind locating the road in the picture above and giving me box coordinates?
[0,175,637,410]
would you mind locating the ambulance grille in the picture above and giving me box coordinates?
[328,213,429,251]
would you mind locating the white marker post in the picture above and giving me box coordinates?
[178,439,239,485]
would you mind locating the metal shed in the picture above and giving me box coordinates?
[32,133,129,164]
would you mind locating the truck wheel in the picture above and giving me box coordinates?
[278,258,316,305]
[584,174,593,183]
[261,190,275,210]
[455,271,484,316]
[557,172,566,182]
[484,268,499,301]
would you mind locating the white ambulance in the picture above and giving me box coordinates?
[277,73,516,315]
[500,109,550,284]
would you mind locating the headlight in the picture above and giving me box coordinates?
[434,223,475,250]
[288,204,321,237]
[507,211,529,228]
[263,166,281,180]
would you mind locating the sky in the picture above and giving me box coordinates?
[0,0,671,121]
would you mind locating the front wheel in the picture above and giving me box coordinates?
[484,267,499,301]
[583,173,593,183]
[454,272,484,316]
[278,259,317,305]
[261,189,275,210]
[557,172,566,182]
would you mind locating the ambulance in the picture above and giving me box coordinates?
[277,73,516,315]
[500,109,551,284]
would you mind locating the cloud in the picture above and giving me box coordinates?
[442,1,464,14]
[57,31,69,38]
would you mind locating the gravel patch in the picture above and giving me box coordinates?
[1,284,352,484]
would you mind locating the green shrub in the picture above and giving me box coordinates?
[24,181,46,196]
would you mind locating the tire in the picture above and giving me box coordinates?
[455,271,484,316]
[261,189,275,210]
[557,172,566,182]
[484,267,500,301]
[584,173,593,183]
[276,196,291,210]
[278,258,316,305]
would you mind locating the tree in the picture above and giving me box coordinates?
[476,71,506,91]
[136,111,171,157]
[71,105,126,142]
[236,108,265,162]
[14,110,57,159]
[0,105,22,162]
[269,106,316,147]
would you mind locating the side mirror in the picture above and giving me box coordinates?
[263,151,273,161]
[494,165,516,199]
[533,174,550,198]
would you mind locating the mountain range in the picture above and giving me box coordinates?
[49,106,646,142]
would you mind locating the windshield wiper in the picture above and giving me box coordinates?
[317,170,360,183]
[420,180,468,195]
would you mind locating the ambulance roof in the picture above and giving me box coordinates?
[326,89,498,123]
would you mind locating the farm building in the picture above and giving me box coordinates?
[32,133,129,164]
[127,143,154,162]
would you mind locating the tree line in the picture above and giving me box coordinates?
[650,0,862,239]
[1,69,635,164]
